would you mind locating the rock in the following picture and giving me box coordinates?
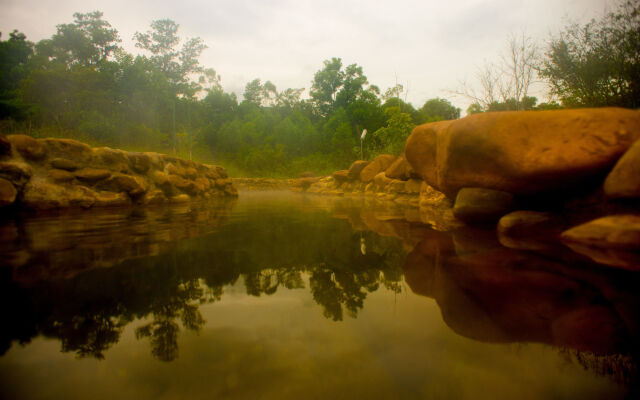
[385,156,413,180]
[225,185,238,197]
[347,160,370,180]
[603,139,640,199]
[360,154,396,183]
[292,177,319,191]
[21,179,95,210]
[140,190,166,205]
[299,171,315,178]
[166,162,186,177]
[98,174,147,197]
[0,178,17,206]
[94,191,131,208]
[0,136,11,156]
[498,211,564,238]
[332,170,350,183]
[563,242,640,270]
[0,161,32,186]
[67,186,96,208]
[215,166,228,179]
[7,135,46,161]
[74,168,111,183]
[387,179,406,193]
[50,158,78,171]
[561,214,640,250]
[405,108,640,197]
[214,178,231,189]
[453,187,515,224]
[185,167,198,179]
[194,177,210,191]
[404,179,422,194]
[150,171,173,196]
[128,152,152,173]
[93,147,131,173]
[41,138,92,164]
[169,194,191,203]
[404,120,455,192]
[373,172,392,189]
[48,169,75,182]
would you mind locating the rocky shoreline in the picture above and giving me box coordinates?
[0,135,238,211]
[295,107,640,269]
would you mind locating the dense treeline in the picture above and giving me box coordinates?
[1,0,638,176]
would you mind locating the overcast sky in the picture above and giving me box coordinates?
[0,0,615,111]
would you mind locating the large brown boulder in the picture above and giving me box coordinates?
[359,154,396,183]
[405,108,640,197]
[347,160,370,180]
[603,139,640,199]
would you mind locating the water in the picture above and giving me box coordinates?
[0,191,637,399]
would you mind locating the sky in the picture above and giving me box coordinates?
[0,0,616,111]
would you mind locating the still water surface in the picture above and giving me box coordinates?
[0,191,637,399]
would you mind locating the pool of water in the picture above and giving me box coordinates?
[0,191,637,399]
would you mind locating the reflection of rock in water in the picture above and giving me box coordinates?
[402,227,640,386]
[0,199,236,283]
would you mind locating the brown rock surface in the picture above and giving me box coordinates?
[332,169,349,183]
[74,168,111,183]
[0,161,32,186]
[603,139,640,199]
[561,214,640,250]
[405,108,640,197]
[0,177,17,206]
[497,211,564,238]
[42,138,92,164]
[360,154,397,183]
[48,169,75,182]
[7,134,46,160]
[347,160,370,180]
[385,155,414,180]
[0,136,235,210]
[0,136,11,156]
[50,158,78,171]
[453,187,515,223]
[128,152,152,173]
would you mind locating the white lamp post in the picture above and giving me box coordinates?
[360,129,367,160]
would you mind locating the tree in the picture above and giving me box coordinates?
[242,78,278,106]
[414,97,461,123]
[371,107,415,155]
[310,57,344,116]
[0,30,35,119]
[455,33,538,111]
[37,11,121,67]
[539,0,640,108]
[134,19,207,96]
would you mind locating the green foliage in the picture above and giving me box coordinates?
[539,0,640,108]
[414,97,461,123]
[371,107,415,155]
[0,12,464,177]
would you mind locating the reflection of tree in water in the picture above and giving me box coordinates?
[244,268,305,296]
[134,279,207,362]
[1,212,406,361]
[55,314,125,360]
